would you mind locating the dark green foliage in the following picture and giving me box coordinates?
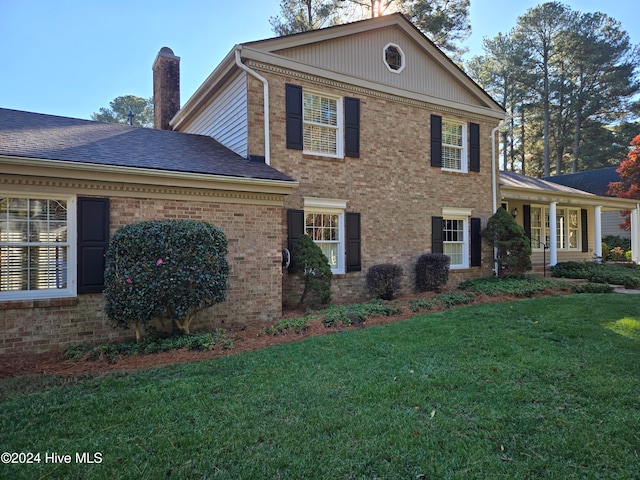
[459,276,572,296]
[552,261,640,289]
[481,207,532,277]
[603,235,631,252]
[415,253,450,292]
[263,317,312,336]
[571,282,614,294]
[437,292,475,307]
[322,300,402,328]
[550,261,590,279]
[366,264,404,300]
[104,220,229,340]
[64,330,233,361]
[290,234,333,307]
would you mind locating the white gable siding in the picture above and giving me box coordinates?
[274,26,483,108]
[182,72,249,158]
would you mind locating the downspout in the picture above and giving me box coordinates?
[491,121,504,276]
[235,48,270,165]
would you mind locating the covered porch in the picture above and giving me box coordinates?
[499,171,640,268]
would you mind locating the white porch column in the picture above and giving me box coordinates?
[594,206,602,262]
[549,202,557,266]
[632,205,640,263]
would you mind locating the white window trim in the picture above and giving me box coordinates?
[383,42,405,74]
[302,89,344,159]
[303,197,347,274]
[530,204,581,252]
[0,194,77,301]
[442,207,470,269]
[441,118,468,173]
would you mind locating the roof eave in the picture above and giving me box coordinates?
[0,155,298,195]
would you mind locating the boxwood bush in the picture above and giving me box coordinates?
[104,220,229,341]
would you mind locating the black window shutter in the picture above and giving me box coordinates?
[77,197,110,294]
[344,97,360,158]
[285,84,303,150]
[523,204,532,241]
[469,122,480,172]
[432,216,443,254]
[471,217,482,267]
[430,114,442,167]
[346,212,361,272]
[287,209,305,270]
[581,209,589,252]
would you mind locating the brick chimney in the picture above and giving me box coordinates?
[153,47,180,130]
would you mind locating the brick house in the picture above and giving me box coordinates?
[1,14,506,354]
[170,13,506,304]
[0,107,296,354]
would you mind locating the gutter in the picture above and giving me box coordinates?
[235,47,271,165]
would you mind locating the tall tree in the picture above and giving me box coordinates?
[91,95,154,128]
[467,2,640,177]
[402,0,470,60]
[269,0,471,59]
[512,2,573,177]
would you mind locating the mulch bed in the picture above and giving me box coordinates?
[0,291,564,379]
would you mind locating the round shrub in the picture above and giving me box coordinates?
[104,220,229,341]
[366,264,404,300]
[415,253,450,293]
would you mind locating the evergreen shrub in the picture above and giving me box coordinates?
[366,264,404,300]
[104,220,229,341]
[415,253,450,293]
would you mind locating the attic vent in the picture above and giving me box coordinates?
[384,43,405,73]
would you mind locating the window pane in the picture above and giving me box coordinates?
[0,197,69,293]
[442,146,462,170]
[317,242,339,269]
[304,124,337,155]
[442,122,463,146]
[443,243,463,266]
[303,93,337,126]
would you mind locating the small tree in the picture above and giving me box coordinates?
[104,220,229,341]
[481,208,532,277]
[290,234,332,307]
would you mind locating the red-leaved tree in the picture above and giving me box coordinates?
[608,134,640,230]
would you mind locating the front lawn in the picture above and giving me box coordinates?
[1,294,639,479]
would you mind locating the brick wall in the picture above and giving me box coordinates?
[247,71,498,304]
[0,194,284,355]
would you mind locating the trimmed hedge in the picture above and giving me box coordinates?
[367,264,404,300]
[415,254,450,293]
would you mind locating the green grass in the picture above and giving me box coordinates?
[1,294,639,479]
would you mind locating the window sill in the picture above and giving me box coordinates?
[0,297,78,310]
[303,153,346,163]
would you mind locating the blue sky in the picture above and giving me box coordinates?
[1,0,637,120]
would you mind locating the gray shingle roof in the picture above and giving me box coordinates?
[0,108,294,183]
[543,168,620,197]
[500,170,597,196]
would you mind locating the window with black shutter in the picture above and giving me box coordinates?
[77,197,110,294]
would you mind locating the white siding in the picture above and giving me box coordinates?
[182,72,249,157]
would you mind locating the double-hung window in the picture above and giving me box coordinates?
[441,120,467,172]
[0,195,76,300]
[430,115,480,173]
[303,198,346,274]
[303,91,343,157]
